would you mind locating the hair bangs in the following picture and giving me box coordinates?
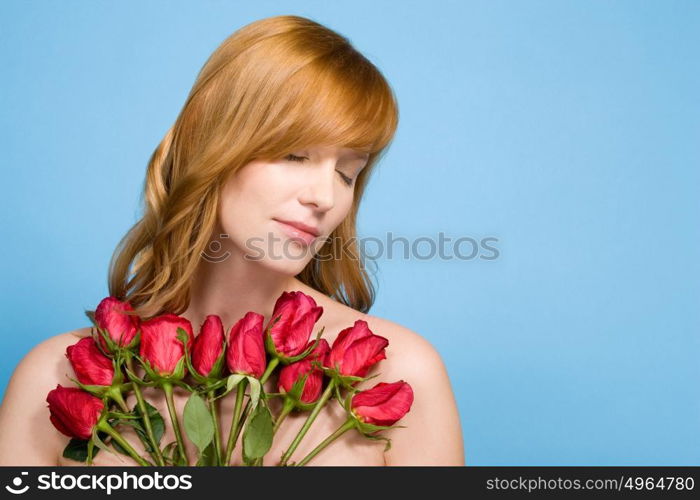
[259,49,398,159]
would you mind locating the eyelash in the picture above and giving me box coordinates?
[284,154,354,186]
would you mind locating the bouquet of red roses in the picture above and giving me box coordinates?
[46,291,413,466]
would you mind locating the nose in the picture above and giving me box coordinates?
[298,161,335,212]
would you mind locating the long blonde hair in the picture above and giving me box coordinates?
[106,15,398,319]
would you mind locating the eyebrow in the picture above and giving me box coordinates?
[344,151,370,161]
[303,147,370,163]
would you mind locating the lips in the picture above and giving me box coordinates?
[273,219,320,237]
[273,219,320,246]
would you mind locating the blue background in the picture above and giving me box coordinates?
[1,1,698,465]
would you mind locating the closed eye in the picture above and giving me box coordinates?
[284,153,308,163]
[283,154,355,187]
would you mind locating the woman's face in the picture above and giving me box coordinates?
[215,144,370,274]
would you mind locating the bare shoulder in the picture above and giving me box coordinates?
[357,313,455,412]
[362,314,438,353]
[0,327,91,465]
[1,327,91,400]
[7,327,89,376]
[363,314,465,465]
[344,312,465,465]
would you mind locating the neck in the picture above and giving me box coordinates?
[181,246,303,334]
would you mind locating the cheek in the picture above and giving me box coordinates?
[216,164,288,232]
[236,162,296,199]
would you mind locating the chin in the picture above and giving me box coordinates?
[238,233,318,274]
[257,257,310,276]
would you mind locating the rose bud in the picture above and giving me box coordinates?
[266,291,323,360]
[94,296,140,350]
[351,380,414,427]
[326,320,389,378]
[191,315,225,378]
[139,313,194,378]
[65,337,116,386]
[46,384,105,440]
[278,339,330,407]
[226,311,267,379]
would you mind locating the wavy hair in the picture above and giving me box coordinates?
[105,15,398,320]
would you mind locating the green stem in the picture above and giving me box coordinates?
[108,389,162,465]
[124,357,165,466]
[227,358,286,465]
[278,379,336,466]
[249,358,284,467]
[295,419,355,466]
[97,420,151,466]
[224,379,247,465]
[232,402,252,453]
[222,357,280,467]
[261,357,280,385]
[108,388,130,413]
[208,389,223,466]
[162,381,189,465]
[273,398,295,435]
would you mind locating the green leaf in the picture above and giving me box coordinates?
[111,438,129,456]
[62,438,99,463]
[247,377,261,411]
[183,392,215,454]
[210,374,245,401]
[196,440,219,466]
[161,441,178,466]
[227,374,245,393]
[133,401,165,452]
[117,418,145,431]
[242,448,255,466]
[242,404,273,459]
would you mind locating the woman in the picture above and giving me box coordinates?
[0,15,464,466]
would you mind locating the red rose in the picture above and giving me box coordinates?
[65,337,115,386]
[351,380,414,427]
[278,339,330,405]
[94,296,140,350]
[326,320,389,378]
[46,384,105,440]
[192,315,225,377]
[226,312,266,379]
[266,291,323,358]
[139,313,194,377]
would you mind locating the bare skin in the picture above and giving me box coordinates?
[0,145,465,465]
[0,280,464,466]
